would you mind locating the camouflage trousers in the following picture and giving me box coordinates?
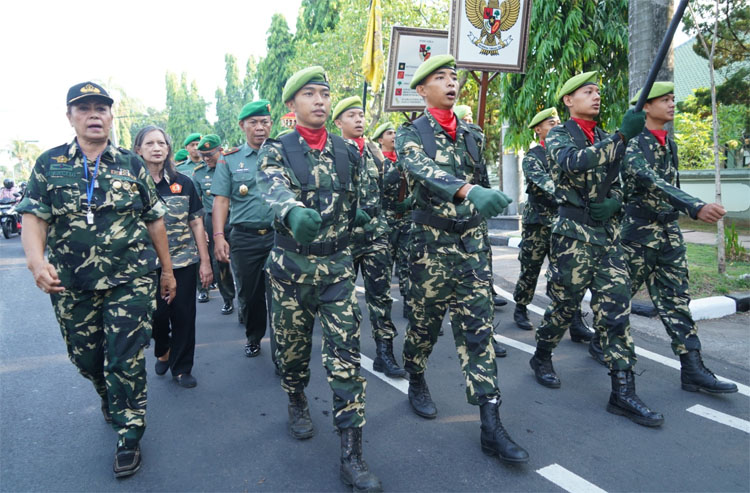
[51,273,156,448]
[537,234,636,370]
[269,274,367,429]
[387,218,411,302]
[623,239,701,355]
[403,244,500,406]
[513,223,551,306]
[352,232,398,340]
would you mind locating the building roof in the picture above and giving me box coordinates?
[674,38,728,102]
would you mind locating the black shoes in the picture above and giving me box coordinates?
[154,359,169,376]
[479,401,530,464]
[373,338,407,378]
[174,373,197,388]
[492,338,507,358]
[408,372,437,419]
[288,392,315,439]
[680,350,738,393]
[245,342,261,358]
[606,370,664,427]
[197,290,209,303]
[529,354,561,388]
[588,334,606,366]
[570,310,594,343]
[221,301,234,315]
[514,304,533,331]
[339,428,383,492]
[493,295,508,307]
[101,399,112,424]
[113,443,141,479]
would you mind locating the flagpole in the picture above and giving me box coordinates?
[363,82,368,118]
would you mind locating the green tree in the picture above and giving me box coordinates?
[258,14,296,136]
[242,56,259,103]
[683,0,749,70]
[214,54,245,147]
[9,140,42,181]
[296,0,341,40]
[165,72,211,149]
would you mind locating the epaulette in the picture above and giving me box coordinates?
[222,147,241,156]
[193,163,206,172]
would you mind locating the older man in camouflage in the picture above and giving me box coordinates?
[529,71,664,427]
[397,54,528,464]
[257,66,381,491]
[622,82,737,394]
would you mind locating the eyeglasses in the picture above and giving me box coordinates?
[199,149,219,158]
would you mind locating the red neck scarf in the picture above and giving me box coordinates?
[539,139,546,149]
[382,150,397,162]
[296,125,328,151]
[572,117,597,144]
[428,108,457,140]
[649,129,668,146]
[353,137,366,156]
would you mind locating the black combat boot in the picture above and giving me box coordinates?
[588,333,606,366]
[569,310,594,342]
[479,400,530,464]
[513,304,533,331]
[373,338,407,378]
[529,353,561,388]
[288,392,315,439]
[493,295,508,307]
[492,337,507,358]
[607,370,664,427]
[339,428,383,492]
[408,372,437,419]
[680,350,738,393]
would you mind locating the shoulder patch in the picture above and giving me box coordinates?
[222,147,241,156]
[193,163,206,172]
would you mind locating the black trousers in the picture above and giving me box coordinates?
[153,263,197,376]
[204,212,235,303]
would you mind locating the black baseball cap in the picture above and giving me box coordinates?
[66,81,114,106]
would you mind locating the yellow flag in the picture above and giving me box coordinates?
[361,0,384,94]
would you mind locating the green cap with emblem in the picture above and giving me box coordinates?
[198,134,221,151]
[238,99,272,121]
[66,81,114,106]
[371,122,395,141]
[556,71,599,101]
[454,105,473,121]
[528,107,560,128]
[174,149,189,162]
[332,96,364,121]
[282,66,329,103]
[183,133,202,146]
[410,54,456,89]
[629,81,674,105]
[276,128,294,138]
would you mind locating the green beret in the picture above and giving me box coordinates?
[282,66,329,103]
[238,99,272,121]
[183,133,202,146]
[371,122,395,141]
[630,81,674,105]
[174,149,189,162]
[332,96,364,121]
[454,105,473,121]
[410,54,456,89]
[198,134,221,151]
[527,107,560,129]
[556,71,599,101]
[276,128,294,138]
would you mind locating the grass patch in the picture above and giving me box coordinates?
[679,216,750,235]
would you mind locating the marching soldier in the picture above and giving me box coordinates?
[528,71,664,427]
[622,82,737,394]
[257,66,382,491]
[333,97,406,379]
[513,107,594,343]
[177,132,203,175]
[212,100,277,361]
[192,135,236,313]
[397,54,529,464]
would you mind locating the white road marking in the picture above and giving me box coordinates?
[494,334,535,355]
[493,285,544,315]
[360,355,408,394]
[686,405,750,433]
[536,464,607,493]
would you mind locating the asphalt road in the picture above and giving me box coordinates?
[1,234,748,492]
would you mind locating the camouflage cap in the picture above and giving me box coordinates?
[556,71,599,101]
[454,105,473,121]
[371,122,395,141]
[332,96,364,121]
[174,149,189,162]
[183,133,202,146]
[410,54,456,89]
[198,134,221,151]
[528,107,560,128]
[238,99,272,121]
[629,81,674,105]
[282,66,329,103]
[66,81,114,106]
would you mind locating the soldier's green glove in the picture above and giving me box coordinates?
[618,109,646,141]
[354,209,371,227]
[395,196,413,214]
[589,197,621,221]
[466,186,512,218]
[286,207,322,245]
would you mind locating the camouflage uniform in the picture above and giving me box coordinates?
[397,112,499,406]
[536,121,635,370]
[16,140,166,448]
[351,144,397,340]
[513,146,557,306]
[257,132,367,429]
[381,154,411,304]
[622,130,705,355]
[176,159,202,176]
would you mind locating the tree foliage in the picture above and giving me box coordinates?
[165,73,212,150]
[214,54,245,147]
[112,88,167,150]
[258,14,296,136]
[9,140,42,181]
[683,0,750,70]
[296,0,341,40]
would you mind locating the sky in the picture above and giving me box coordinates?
[0,0,303,156]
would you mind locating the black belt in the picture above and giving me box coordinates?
[274,233,350,256]
[233,223,273,235]
[412,210,483,234]
[527,193,558,209]
[361,205,381,217]
[625,205,679,224]
[558,205,603,227]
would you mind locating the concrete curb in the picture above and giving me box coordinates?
[489,232,749,320]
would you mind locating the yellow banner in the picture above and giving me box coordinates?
[361,0,384,94]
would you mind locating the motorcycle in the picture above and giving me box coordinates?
[0,197,22,239]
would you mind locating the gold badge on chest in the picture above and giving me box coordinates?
[239,184,249,196]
